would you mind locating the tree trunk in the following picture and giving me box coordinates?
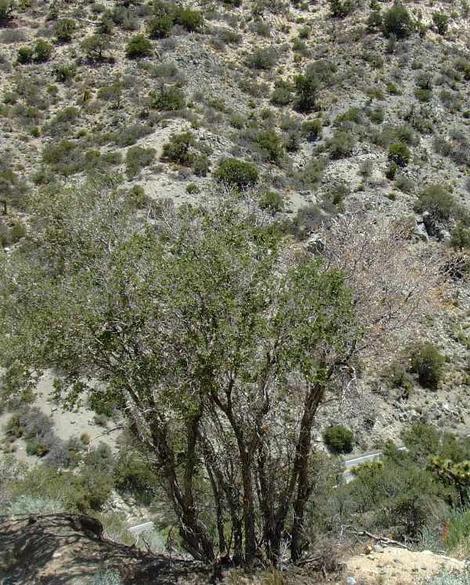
[290,383,324,562]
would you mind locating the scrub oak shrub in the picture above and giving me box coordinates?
[259,191,284,213]
[432,12,449,36]
[17,46,33,64]
[450,222,470,250]
[254,129,284,163]
[126,34,152,59]
[302,118,322,142]
[327,130,356,159]
[294,60,335,113]
[0,0,14,21]
[126,146,155,178]
[173,6,204,32]
[147,14,173,38]
[271,80,293,106]
[33,40,53,63]
[81,33,111,62]
[54,19,76,43]
[388,142,411,167]
[151,85,185,111]
[328,0,355,18]
[214,158,259,189]
[382,3,414,39]
[161,132,195,165]
[246,47,278,70]
[409,342,445,390]
[414,184,456,222]
[323,425,354,454]
[192,154,210,177]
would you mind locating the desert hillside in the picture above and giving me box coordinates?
[0,0,468,583]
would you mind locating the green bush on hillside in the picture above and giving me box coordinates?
[126,34,152,59]
[382,3,414,39]
[0,0,15,21]
[54,18,76,43]
[214,158,259,189]
[414,185,457,222]
[323,425,354,454]
[409,342,445,389]
[161,132,195,166]
[388,142,411,167]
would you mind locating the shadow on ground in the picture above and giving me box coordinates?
[0,514,209,585]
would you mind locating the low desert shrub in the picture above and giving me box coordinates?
[253,129,284,163]
[151,85,185,111]
[259,191,284,213]
[214,158,259,189]
[414,184,457,222]
[432,12,449,36]
[301,119,322,142]
[246,47,278,70]
[54,18,76,43]
[409,342,445,389]
[388,142,411,167]
[382,3,414,39]
[173,6,204,32]
[126,146,155,178]
[126,34,152,59]
[327,130,356,159]
[161,131,195,165]
[323,425,354,454]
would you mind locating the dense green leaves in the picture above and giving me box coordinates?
[0,182,358,563]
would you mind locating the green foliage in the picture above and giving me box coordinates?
[409,342,445,389]
[81,33,111,62]
[328,0,355,18]
[126,146,155,178]
[259,191,284,214]
[17,39,53,64]
[0,0,14,21]
[327,130,356,159]
[385,361,413,395]
[53,63,76,83]
[433,12,449,36]
[173,5,204,32]
[382,3,414,38]
[126,34,152,59]
[0,183,358,563]
[388,142,411,167]
[246,47,278,70]
[254,130,284,163]
[17,46,33,64]
[414,184,457,222]
[344,447,449,539]
[444,510,470,557]
[301,119,322,142]
[33,39,53,63]
[161,131,195,165]
[147,14,173,39]
[323,425,354,454]
[151,85,185,111]
[294,60,335,113]
[114,449,158,504]
[214,158,259,189]
[367,7,382,32]
[54,18,76,43]
[451,222,470,250]
[271,80,293,106]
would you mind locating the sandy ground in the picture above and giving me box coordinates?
[0,371,120,462]
[343,546,468,585]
